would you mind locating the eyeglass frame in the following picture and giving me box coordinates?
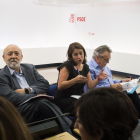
[99,56,111,63]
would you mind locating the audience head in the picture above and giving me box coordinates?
[93,45,112,68]
[3,44,23,72]
[75,88,138,140]
[0,97,33,140]
[67,42,87,65]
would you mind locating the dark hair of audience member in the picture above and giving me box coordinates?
[0,97,33,140]
[67,42,87,65]
[75,88,138,140]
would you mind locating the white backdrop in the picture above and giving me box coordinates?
[0,0,140,75]
[0,47,140,76]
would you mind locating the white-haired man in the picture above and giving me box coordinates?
[84,45,140,118]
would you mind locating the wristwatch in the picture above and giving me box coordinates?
[25,88,29,94]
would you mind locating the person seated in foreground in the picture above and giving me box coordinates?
[0,44,71,132]
[84,45,140,118]
[0,96,33,140]
[53,42,108,115]
[75,88,138,140]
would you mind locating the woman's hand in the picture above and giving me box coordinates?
[75,75,88,83]
[58,66,88,90]
[99,69,108,80]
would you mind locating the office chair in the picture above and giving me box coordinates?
[48,83,57,96]
[133,123,140,140]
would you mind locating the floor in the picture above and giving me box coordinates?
[37,67,140,93]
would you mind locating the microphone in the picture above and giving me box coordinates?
[27,113,70,139]
[27,112,70,126]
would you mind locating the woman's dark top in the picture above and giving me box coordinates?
[54,61,89,99]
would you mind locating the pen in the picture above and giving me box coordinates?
[77,68,80,75]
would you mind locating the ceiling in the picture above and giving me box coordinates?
[36,0,140,5]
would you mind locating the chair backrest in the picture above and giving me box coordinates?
[48,83,57,96]
[133,123,140,140]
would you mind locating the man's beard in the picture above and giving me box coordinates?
[6,58,20,69]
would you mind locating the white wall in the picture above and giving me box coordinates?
[1,47,139,76]
[0,0,140,75]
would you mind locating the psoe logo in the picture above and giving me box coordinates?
[77,17,86,22]
[89,32,95,36]
[69,14,75,23]
[69,14,86,24]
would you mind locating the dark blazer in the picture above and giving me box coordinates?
[0,64,72,131]
[0,63,49,108]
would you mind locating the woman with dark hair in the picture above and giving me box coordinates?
[0,97,33,140]
[53,42,108,115]
[75,88,138,140]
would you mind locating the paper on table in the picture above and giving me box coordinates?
[71,95,81,99]
[120,79,139,92]
[44,132,77,140]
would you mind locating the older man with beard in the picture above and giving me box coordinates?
[0,44,71,132]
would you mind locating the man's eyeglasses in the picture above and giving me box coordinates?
[100,56,111,62]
